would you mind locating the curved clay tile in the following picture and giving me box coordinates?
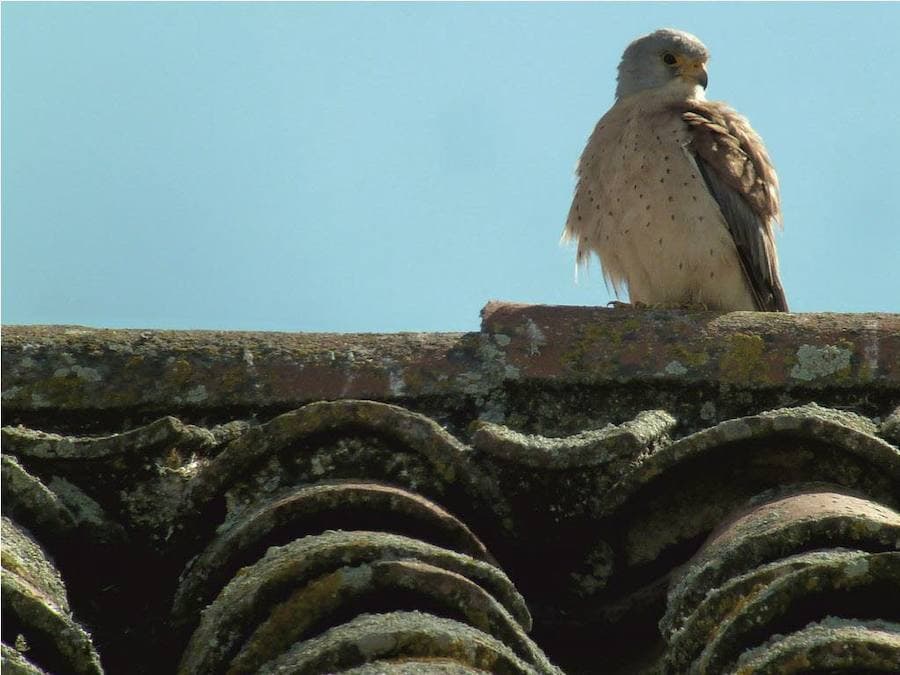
[172,481,495,626]
[1,416,217,461]
[602,404,900,519]
[691,551,899,673]
[253,611,557,675]
[1,455,125,548]
[592,405,900,578]
[665,549,900,673]
[177,530,532,675]
[338,659,493,674]
[665,490,900,632]
[228,559,553,674]
[664,549,854,659]
[471,409,675,469]
[658,488,900,674]
[182,400,506,525]
[1,643,52,674]
[1,518,103,675]
[882,405,900,445]
[1,455,78,538]
[731,618,900,673]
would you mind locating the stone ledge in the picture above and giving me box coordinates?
[3,304,899,674]
[480,302,899,388]
[3,304,898,416]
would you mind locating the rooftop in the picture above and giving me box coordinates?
[3,303,899,673]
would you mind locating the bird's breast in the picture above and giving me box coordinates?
[575,100,755,309]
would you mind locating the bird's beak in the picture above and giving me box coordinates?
[678,58,708,89]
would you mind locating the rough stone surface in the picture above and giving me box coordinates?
[2,643,52,675]
[480,303,899,390]
[4,306,899,432]
[2,306,899,675]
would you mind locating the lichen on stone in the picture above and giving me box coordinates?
[789,343,853,382]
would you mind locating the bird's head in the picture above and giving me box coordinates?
[615,29,709,100]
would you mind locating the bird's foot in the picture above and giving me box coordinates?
[606,300,657,310]
[677,301,711,311]
[607,300,710,311]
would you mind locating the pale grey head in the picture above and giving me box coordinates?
[615,29,710,99]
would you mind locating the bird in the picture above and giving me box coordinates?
[563,28,788,311]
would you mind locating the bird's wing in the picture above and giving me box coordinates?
[677,100,788,311]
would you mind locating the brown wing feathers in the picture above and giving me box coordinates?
[679,102,788,311]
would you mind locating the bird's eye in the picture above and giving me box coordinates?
[662,53,677,65]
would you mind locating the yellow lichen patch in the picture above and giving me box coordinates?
[125,355,145,369]
[219,367,247,393]
[401,367,426,393]
[561,323,619,375]
[389,630,496,669]
[0,550,24,578]
[834,339,857,383]
[858,357,874,383]
[618,317,643,334]
[163,448,183,470]
[672,344,710,368]
[164,359,194,387]
[804,575,822,591]
[720,333,766,384]
[31,373,91,407]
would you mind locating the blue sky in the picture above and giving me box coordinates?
[3,2,898,332]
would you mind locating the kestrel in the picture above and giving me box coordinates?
[563,29,788,311]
